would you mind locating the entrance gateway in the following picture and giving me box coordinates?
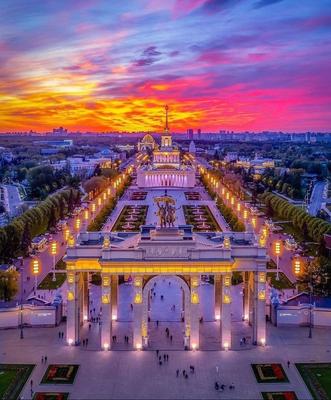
[65,225,267,351]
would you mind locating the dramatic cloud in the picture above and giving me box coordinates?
[0,0,330,132]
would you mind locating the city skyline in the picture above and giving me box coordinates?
[1,0,331,132]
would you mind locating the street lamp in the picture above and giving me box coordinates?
[274,240,281,281]
[64,227,70,242]
[31,259,40,295]
[75,218,81,232]
[91,203,96,213]
[50,241,57,282]
[17,256,24,339]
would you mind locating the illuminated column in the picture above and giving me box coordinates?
[214,275,221,320]
[101,273,111,350]
[243,272,250,321]
[190,275,200,350]
[221,273,232,350]
[83,272,89,322]
[248,272,254,325]
[133,276,143,350]
[67,271,80,345]
[111,275,118,320]
[253,270,266,346]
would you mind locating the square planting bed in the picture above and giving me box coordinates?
[0,364,35,400]
[296,363,331,400]
[33,393,69,400]
[252,364,289,383]
[41,365,79,385]
[261,392,298,400]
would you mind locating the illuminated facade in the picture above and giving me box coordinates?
[136,106,195,188]
[65,226,267,351]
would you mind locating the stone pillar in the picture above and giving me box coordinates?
[111,275,118,320]
[214,275,221,320]
[248,272,254,325]
[253,271,266,346]
[83,272,89,322]
[190,276,200,350]
[221,273,232,350]
[243,272,250,321]
[101,273,112,350]
[133,276,143,350]
[66,271,80,345]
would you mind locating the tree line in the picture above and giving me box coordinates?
[0,188,81,263]
[260,192,331,243]
[201,174,245,232]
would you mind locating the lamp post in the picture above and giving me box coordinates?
[31,259,40,295]
[50,241,57,282]
[307,257,314,339]
[274,240,281,281]
[17,256,24,339]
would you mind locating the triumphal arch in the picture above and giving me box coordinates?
[65,223,267,351]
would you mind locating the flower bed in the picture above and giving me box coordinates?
[252,364,289,383]
[262,392,298,400]
[296,363,331,400]
[0,364,35,400]
[41,364,79,384]
[184,191,201,201]
[131,191,147,200]
[183,205,221,232]
[112,205,148,232]
[33,393,69,400]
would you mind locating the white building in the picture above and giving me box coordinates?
[136,106,196,188]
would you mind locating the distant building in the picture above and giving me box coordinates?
[189,141,196,154]
[197,129,201,139]
[52,127,68,136]
[137,134,156,152]
[0,147,14,164]
[224,152,238,162]
[35,139,73,148]
[187,129,194,141]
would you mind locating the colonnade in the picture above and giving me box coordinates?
[145,173,188,187]
[154,153,179,163]
[66,271,266,350]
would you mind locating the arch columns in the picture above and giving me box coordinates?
[214,275,221,320]
[66,271,81,345]
[253,270,266,345]
[100,273,112,350]
[111,275,118,320]
[189,275,200,350]
[221,273,232,350]
[133,276,143,349]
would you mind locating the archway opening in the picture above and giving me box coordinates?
[143,275,189,350]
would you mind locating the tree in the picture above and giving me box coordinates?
[0,270,19,301]
[21,222,32,256]
[48,206,57,230]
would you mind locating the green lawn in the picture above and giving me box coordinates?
[55,258,66,270]
[0,364,35,400]
[296,363,331,400]
[38,273,66,290]
[267,272,295,290]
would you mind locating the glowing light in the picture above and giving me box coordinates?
[67,291,74,301]
[92,203,96,212]
[261,338,266,346]
[191,292,199,304]
[293,257,301,275]
[68,338,73,345]
[50,241,57,256]
[223,342,229,350]
[258,290,266,300]
[31,259,40,275]
[84,210,89,220]
[112,314,117,321]
[83,315,88,321]
[259,272,266,283]
[274,240,281,255]
[223,294,231,304]
[102,294,110,304]
[237,203,241,212]
[134,292,142,304]
[251,217,256,228]
[64,228,70,241]
[136,343,142,351]
[75,218,81,231]
[215,314,221,321]
[223,237,231,250]
[192,343,197,351]
[243,210,248,220]
[231,197,235,205]
[103,343,109,351]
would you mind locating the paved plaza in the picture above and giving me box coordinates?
[2,323,331,399]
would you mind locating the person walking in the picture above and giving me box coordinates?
[176,369,179,377]
[41,356,44,364]
[45,355,47,363]
[287,360,290,368]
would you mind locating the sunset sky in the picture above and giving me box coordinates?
[0,0,330,133]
